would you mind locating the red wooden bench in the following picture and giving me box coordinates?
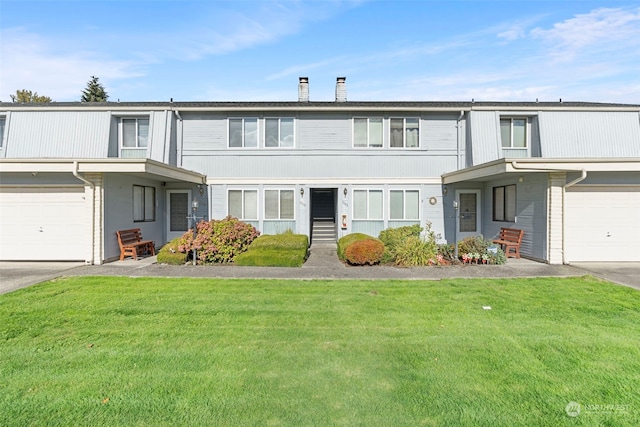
[116,228,155,261]
[492,227,524,259]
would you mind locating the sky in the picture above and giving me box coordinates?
[1,0,639,103]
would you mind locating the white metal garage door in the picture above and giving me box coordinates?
[565,186,640,262]
[0,187,87,261]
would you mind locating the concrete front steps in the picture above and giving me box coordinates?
[311,219,337,246]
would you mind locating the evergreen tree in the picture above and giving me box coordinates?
[10,89,52,103]
[81,76,109,102]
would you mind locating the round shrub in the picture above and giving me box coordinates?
[337,233,374,261]
[344,238,385,266]
[178,216,260,264]
[156,237,188,265]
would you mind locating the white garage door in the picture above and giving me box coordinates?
[0,187,87,261]
[565,186,640,262]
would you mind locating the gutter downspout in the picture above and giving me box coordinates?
[456,110,465,169]
[511,161,587,264]
[73,161,96,265]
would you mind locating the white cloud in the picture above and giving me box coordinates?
[0,28,143,101]
[531,7,640,60]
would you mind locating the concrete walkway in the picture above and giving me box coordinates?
[2,246,639,294]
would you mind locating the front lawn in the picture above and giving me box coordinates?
[1,276,639,426]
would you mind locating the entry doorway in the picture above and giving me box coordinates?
[310,188,337,244]
[456,190,481,240]
[166,190,192,241]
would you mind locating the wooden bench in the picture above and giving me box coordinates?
[492,227,524,259]
[116,228,155,261]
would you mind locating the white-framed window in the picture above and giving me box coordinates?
[265,118,294,148]
[500,118,527,148]
[390,190,419,220]
[265,189,294,220]
[133,185,155,222]
[121,117,149,149]
[0,116,5,149]
[353,117,383,148]
[229,118,258,148]
[228,189,258,220]
[353,189,383,220]
[493,184,516,222]
[390,118,419,148]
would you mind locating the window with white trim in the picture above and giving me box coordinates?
[353,190,383,220]
[265,118,294,148]
[390,190,419,220]
[390,118,419,148]
[500,118,527,148]
[228,189,258,220]
[265,189,294,220]
[0,117,5,149]
[121,117,149,149]
[133,185,155,222]
[229,118,258,148]
[493,184,516,222]
[353,117,383,148]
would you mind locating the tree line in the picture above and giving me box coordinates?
[9,76,108,103]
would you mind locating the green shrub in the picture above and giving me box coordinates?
[337,233,374,261]
[156,238,188,265]
[394,236,435,266]
[378,224,423,264]
[457,236,507,265]
[344,238,385,266]
[234,233,309,267]
[178,216,260,264]
[437,243,457,263]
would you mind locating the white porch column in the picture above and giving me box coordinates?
[547,172,566,264]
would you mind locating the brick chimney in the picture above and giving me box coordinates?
[335,77,347,102]
[298,77,309,102]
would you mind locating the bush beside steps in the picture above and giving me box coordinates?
[235,234,309,267]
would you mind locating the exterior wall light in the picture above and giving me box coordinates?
[300,187,304,197]
[343,187,348,197]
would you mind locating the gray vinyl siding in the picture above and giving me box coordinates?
[538,111,640,157]
[181,112,227,150]
[147,111,170,162]
[298,113,349,149]
[468,111,500,165]
[481,173,548,261]
[4,111,111,158]
[185,152,457,179]
[103,174,166,261]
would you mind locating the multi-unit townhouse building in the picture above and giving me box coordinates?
[1,77,639,264]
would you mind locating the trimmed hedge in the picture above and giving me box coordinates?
[337,233,374,261]
[234,234,309,267]
[344,238,385,265]
[156,238,188,265]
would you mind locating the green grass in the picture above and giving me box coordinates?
[1,276,639,426]
[235,234,308,267]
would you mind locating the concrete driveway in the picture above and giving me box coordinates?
[570,262,640,290]
[0,262,85,295]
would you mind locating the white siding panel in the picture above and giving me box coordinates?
[5,111,111,158]
[538,111,640,158]
[298,114,350,149]
[423,114,458,150]
[565,186,640,262]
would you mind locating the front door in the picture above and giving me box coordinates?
[167,190,192,241]
[456,190,481,240]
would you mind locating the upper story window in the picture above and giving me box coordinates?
[390,118,419,148]
[0,116,5,149]
[265,189,294,220]
[133,185,155,222]
[228,189,258,220]
[122,118,149,149]
[390,190,419,220]
[353,189,383,220]
[354,118,383,148]
[229,118,258,148]
[265,118,294,148]
[500,118,527,148]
